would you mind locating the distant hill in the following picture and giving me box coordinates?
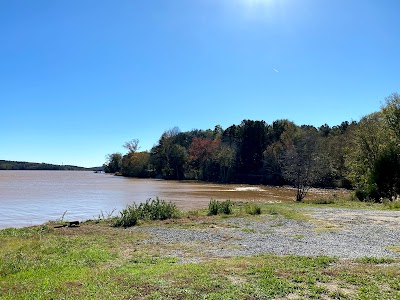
[0,160,103,171]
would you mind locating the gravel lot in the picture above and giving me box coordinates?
[131,207,400,261]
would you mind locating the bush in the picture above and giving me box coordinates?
[114,205,139,228]
[245,204,262,215]
[208,199,220,215]
[137,198,180,220]
[208,199,233,215]
[114,198,180,228]
[220,200,232,214]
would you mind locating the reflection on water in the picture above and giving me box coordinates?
[0,171,338,229]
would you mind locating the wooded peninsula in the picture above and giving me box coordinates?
[104,93,400,203]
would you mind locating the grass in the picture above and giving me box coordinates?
[304,194,400,211]
[2,225,399,300]
[2,199,400,299]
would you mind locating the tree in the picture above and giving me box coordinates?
[280,127,327,202]
[382,93,400,142]
[372,146,400,200]
[238,120,269,175]
[123,139,140,154]
[189,137,220,180]
[121,151,150,177]
[104,153,123,173]
[215,144,236,182]
[345,112,386,200]
[150,127,187,179]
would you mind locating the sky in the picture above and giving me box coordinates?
[1,0,399,167]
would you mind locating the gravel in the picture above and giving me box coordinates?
[130,207,400,261]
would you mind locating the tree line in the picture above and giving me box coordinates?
[0,160,93,171]
[104,93,400,202]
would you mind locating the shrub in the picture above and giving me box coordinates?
[245,204,262,215]
[208,199,220,215]
[114,198,180,228]
[114,205,139,228]
[137,198,180,220]
[208,199,233,215]
[220,200,232,214]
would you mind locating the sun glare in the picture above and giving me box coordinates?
[229,0,281,21]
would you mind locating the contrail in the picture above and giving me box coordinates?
[273,68,279,73]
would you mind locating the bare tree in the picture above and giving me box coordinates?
[123,139,140,154]
[280,128,327,202]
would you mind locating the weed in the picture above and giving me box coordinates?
[355,257,396,264]
[113,198,180,228]
[384,200,400,210]
[309,198,336,205]
[114,204,139,227]
[207,199,233,216]
[220,200,233,215]
[208,199,220,216]
[137,198,180,221]
[245,204,262,215]
[98,208,116,220]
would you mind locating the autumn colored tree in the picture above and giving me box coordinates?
[189,137,220,180]
[122,151,150,177]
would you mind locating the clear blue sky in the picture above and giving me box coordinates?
[1,0,399,167]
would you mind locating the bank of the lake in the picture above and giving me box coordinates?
[1,202,400,299]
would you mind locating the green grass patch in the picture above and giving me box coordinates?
[264,203,309,221]
[2,201,400,299]
[245,203,262,215]
[355,257,396,264]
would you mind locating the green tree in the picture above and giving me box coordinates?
[382,93,400,142]
[122,151,150,177]
[237,120,269,181]
[372,146,400,200]
[345,112,386,200]
[104,153,123,173]
[215,144,236,182]
[150,127,188,179]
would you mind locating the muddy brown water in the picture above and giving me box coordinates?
[0,171,342,229]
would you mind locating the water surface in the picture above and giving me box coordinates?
[0,171,331,229]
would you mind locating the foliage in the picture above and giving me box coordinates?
[345,94,400,201]
[208,199,220,215]
[136,198,180,221]
[245,203,262,215]
[207,199,233,215]
[103,152,123,173]
[104,92,400,202]
[114,198,180,228]
[121,151,150,177]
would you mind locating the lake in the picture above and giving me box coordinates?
[0,171,332,229]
